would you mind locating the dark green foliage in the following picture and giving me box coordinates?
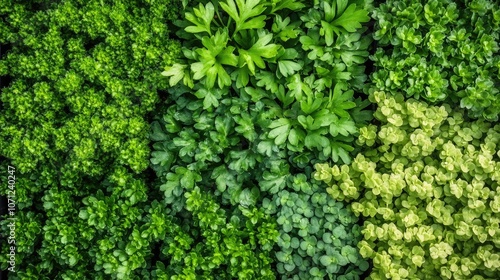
[163,0,374,164]
[263,182,369,279]
[150,86,283,278]
[370,0,500,121]
[152,0,375,278]
[150,91,368,278]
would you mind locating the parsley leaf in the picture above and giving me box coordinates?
[220,0,267,34]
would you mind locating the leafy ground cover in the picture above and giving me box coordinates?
[152,0,373,278]
[1,0,499,279]
[370,0,500,120]
[315,91,500,279]
[0,0,183,278]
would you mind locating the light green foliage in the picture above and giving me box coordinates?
[0,0,180,181]
[371,0,500,120]
[0,0,181,278]
[162,0,374,164]
[314,91,500,279]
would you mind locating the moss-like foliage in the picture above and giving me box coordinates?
[0,0,181,278]
[0,0,180,180]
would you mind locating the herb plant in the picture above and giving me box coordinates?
[153,0,375,278]
[9,0,488,278]
[153,187,278,279]
[163,0,374,164]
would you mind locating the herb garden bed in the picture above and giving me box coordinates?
[0,0,499,279]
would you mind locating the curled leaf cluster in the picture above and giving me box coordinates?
[371,0,500,120]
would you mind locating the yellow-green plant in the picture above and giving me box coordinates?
[315,91,500,279]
